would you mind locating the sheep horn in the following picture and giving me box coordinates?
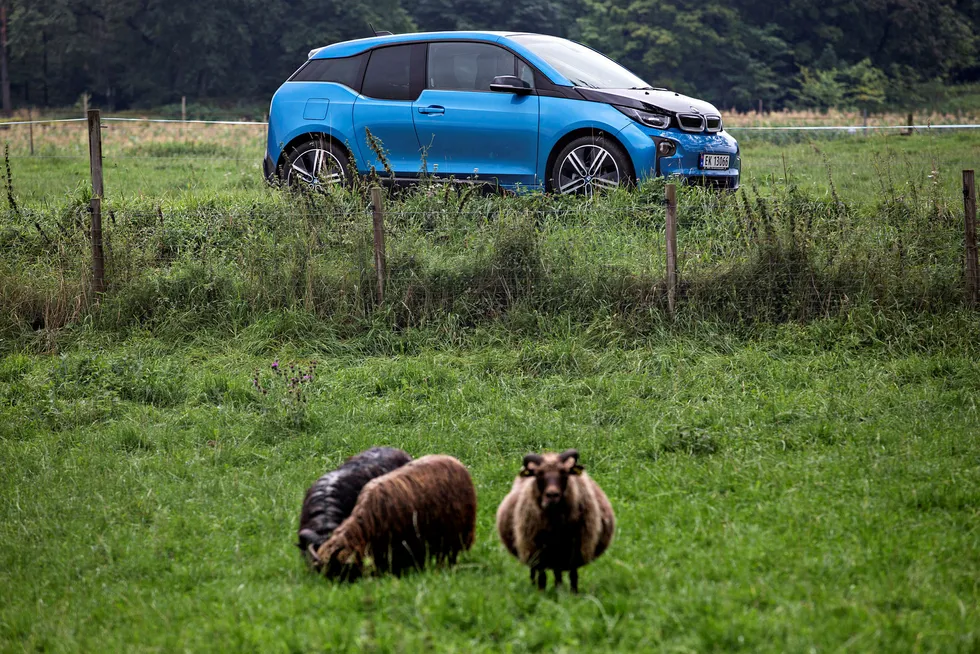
[522,453,544,468]
[559,449,579,463]
[307,543,322,566]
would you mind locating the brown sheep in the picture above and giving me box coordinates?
[297,446,412,565]
[496,449,614,592]
[311,454,477,580]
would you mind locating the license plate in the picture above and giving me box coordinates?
[700,154,730,170]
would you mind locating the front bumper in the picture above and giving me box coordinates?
[618,123,740,190]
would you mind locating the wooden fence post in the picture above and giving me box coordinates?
[88,109,103,199]
[371,186,386,305]
[88,109,105,295]
[27,106,34,156]
[181,96,187,122]
[964,170,978,308]
[666,183,678,316]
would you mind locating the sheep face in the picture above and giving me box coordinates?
[312,543,363,581]
[521,449,584,511]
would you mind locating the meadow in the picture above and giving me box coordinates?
[0,117,978,652]
[2,115,977,206]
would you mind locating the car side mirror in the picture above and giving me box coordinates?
[490,75,532,94]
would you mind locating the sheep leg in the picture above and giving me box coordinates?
[569,568,579,594]
[529,567,536,584]
[537,568,547,590]
[554,570,562,587]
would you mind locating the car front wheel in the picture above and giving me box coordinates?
[550,135,633,196]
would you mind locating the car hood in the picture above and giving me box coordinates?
[576,87,721,116]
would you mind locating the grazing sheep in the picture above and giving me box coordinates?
[297,446,412,565]
[312,454,477,580]
[496,449,614,592]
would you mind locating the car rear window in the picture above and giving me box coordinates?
[290,54,367,90]
[361,45,416,101]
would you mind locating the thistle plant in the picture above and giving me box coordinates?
[251,359,318,429]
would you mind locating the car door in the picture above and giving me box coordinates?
[413,41,539,186]
[352,44,426,176]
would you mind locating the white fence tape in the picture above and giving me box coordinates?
[103,117,267,126]
[1,117,978,131]
[0,118,87,126]
[728,124,980,131]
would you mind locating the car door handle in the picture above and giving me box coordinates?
[417,105,445,115]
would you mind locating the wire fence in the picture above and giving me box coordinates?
[3,173,976,338]
[0,111,977,333]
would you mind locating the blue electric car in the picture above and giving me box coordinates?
[264,31,740,194]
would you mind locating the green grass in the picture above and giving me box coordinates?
[3,124,978,207]
[1,125,978,651]
[737,130,980,200]
[1,317,978,652]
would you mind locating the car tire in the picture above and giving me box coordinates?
[278,137,350,190]
[549,134,634,196]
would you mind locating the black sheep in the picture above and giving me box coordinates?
[297,446,412,564]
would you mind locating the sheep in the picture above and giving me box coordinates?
[297,446,412,565]
[495,449,614,592]
[311,454,477,580]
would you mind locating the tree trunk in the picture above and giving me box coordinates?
[42,31,49,107]
[1,3,12,116]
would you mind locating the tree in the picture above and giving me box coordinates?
[840,59,887,114]
[1,0,978,111]
[793,68,845,111]
[576,0,792,110]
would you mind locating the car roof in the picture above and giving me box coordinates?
[308,31,571,86]
[309,31,521,58]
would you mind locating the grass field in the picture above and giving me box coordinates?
[2,319,979,652]
[1,118,979,206]
[1,117,979,652]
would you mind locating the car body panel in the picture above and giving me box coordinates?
[413,89,539,183]
[352,97,422,174]
[535,97,633,186]
[267,82,359,169]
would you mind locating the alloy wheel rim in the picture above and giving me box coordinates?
[557,144,621,196]
[286,147,345,189]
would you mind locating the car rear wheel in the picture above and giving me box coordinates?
[550,135,633,196]
[279,138,349,190]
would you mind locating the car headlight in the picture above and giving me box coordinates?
[614,105,671,130]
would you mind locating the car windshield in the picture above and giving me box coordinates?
[511,35,649,89]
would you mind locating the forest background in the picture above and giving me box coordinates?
[5,0,980,115]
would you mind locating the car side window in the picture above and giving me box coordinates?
[290,54,367,90]
[362,45,415,101]
[428,42,527,92]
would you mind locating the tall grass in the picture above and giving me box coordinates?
[0,160,969,353]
